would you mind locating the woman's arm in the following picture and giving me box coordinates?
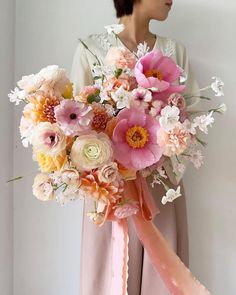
[70,40,94,95]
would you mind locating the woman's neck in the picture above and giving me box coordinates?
[118,15,156,52]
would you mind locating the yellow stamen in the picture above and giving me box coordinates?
[126,126,149,149]
[144,69,163,80]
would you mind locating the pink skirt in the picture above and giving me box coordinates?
[79,177,189,295]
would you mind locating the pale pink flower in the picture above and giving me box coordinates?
[175,163,186,174]
[131,87,152,109]
[105,47,136,69]
[98,162,119,183]
[167,93,186,110]
[157,123,191,157]
[32,122,66,156]
[19,116,35,147]
[149,100,165,118]
[182,119,196,135]
[190,150,204,169]
[54,100,93,136]
[193,111,214,134]
[33,173,54,201]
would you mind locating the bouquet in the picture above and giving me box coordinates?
[9,24,225,295]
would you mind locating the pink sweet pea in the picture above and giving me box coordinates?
[134,50,185,101]
[112,108,163,170]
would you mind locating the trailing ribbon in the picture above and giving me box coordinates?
[111,171,211,295]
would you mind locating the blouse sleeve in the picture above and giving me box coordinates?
[163,41,201,185]
[70,40,94,96]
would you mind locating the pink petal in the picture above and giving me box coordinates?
[147,143,163,163]
[130,148,155,170]
[127,108,146,127]
[112,119,128,143]
[113,142,132,166]
[153,85,186,101]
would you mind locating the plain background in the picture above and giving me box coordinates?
[1,0,236,294]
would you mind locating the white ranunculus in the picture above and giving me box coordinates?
[211,77,224,97]
[161,186,182,205]
[70,132,113,171]
[32,122,66,156]
[104,24,125,35]
[159,105,180,131]
[33,173,54,201]
[17,74,43,94]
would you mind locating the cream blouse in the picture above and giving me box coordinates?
[70,31,200,185]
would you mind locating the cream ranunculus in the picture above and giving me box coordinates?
[32,122,66,156]
[98,162,119,183]
[70,132,113,171]
[32,173,55,201]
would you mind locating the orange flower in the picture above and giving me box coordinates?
[116,162,137,181]
[105,117,117,138]
[80,170,124,204]
[91,103,112,132]
[23,94,60,123]
[36,152,67,173]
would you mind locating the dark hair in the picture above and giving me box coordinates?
[113,0,139,18]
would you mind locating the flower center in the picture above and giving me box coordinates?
[84,144,101,159]
[144,69,163,80]
[126,125,149,148]
[70,113,77,120]
[50,135,55,143]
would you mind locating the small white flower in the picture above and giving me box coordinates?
[215,103,227,114]
[111,86,131,109]
[136,41,150,58]
[190,150,204,169]
[211,77,224,97]
[161,186,182,205]
[8,87,26,105]
[178,66,188,84]
[182,119,196,135]
[104,24,125,35]
[159,105,180,131]
[193,111,214,134]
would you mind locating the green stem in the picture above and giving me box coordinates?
[79,39,102,66]
[6,176,23,183]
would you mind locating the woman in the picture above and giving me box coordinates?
[70,0,200,294]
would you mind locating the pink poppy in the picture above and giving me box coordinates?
[54,100,93,136]
[134,50,185,101]
[112,108,163,170]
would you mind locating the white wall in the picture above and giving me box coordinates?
[0,0,14,294]
[13,1,236,295]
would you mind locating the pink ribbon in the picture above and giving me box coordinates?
[111,172,211,295]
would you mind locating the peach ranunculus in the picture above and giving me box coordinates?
[97,162,119,183]
[80,170,124,204]
[32,122,67,156]
[70,132,113,171]
[157,123,191,157]
[32,173,55,201]
[36,152,67,173]
[105,47,136,69]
